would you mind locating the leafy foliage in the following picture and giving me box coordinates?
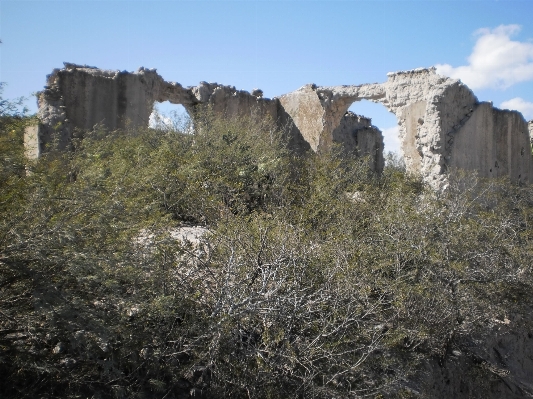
[1,102,533,398]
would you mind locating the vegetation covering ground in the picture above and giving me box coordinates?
[2,88,533,398]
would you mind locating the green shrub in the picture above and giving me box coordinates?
[1,105,533,398]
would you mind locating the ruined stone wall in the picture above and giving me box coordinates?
[33,63,283,153]
[282,68,533,188]
[37,63,165,152]
[31,63,378,159]
[29,63,533,189]
[187,82,278,121]
[449,104,532,183]
[414,77,479,187]
[278,84,327,152]
[275,68,478,187]
[332,111,384,172]
[278,82,385,153]
[23,125,40,159]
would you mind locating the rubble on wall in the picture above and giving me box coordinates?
[28,63,533,189]
[188,81,278,121]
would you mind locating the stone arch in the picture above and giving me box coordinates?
[278,83,388,172]
[276,68,506,188]
[149,101,191,131]
[31,64,533,189]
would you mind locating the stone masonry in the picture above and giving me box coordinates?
[27,63,533,188]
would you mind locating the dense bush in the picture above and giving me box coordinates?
[1,103,533,398]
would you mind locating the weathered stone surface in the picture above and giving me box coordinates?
[29,64,533,189]
[188,81,279,123]
[332,111,384,172]
[135,226,210,268]
[282,68,532,188]
[278,84,326,152]
[274,68,480,187]
[449,104,532,183]
[37,63,165,152]
[23,125,39,159]
[277,83,385,157]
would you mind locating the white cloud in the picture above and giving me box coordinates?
[436,24,533,90]
[149,111,173,129]
[500,97,533,120]
[382,125,400,154]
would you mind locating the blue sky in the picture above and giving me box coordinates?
[2,0,533,153]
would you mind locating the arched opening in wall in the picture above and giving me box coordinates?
[149,101,192,133]
[346,100,402,165]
